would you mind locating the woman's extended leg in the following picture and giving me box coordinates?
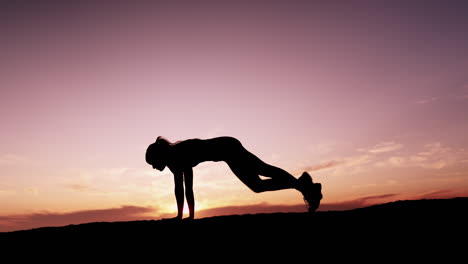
[226,150,301,193]
[225,142,322,212]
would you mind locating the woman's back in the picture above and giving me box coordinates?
[173,137,242,166]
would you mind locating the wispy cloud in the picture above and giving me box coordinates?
[307,142,337,155]
[380,142,465,169]
[365,142,404,154]
[66,183,94,192]
[303,140,466,180]
[0,205,157,232]
[0,154,28,166]
[415,97,438,104]
[297,154,374,178]
[302,160,342,172]
[417,189,468,200]
[61,172,95,192]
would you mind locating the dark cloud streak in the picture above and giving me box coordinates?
[318,193,400,211]
[0,205,157,232]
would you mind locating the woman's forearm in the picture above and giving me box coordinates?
[175,185,184,218]
[185,188,195,219]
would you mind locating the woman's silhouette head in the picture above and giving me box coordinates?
[146,136,171,171]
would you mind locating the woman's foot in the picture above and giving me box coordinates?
[298,172,323,212]
[304,183,322,212]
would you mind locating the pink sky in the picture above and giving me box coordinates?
[1,1,468,232]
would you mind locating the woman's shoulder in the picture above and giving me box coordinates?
[173,138,202,149]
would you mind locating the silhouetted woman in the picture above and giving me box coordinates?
[146,136,322,219]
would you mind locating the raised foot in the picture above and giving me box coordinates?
[299,172,322,212]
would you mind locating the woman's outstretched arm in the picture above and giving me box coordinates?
[184,168,195,219]
[173,171,184,219]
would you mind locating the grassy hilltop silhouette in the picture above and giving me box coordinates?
[1,198,466,261]
[3,198,466,243]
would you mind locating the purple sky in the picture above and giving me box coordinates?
[1,1,468,231]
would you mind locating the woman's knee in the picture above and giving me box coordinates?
[248,184,266,193]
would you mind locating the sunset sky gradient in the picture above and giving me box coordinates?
[1,1,468,231]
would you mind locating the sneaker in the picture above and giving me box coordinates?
[298,172,322,212]
[303,183,322,213]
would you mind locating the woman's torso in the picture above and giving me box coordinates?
[171,137,242,168]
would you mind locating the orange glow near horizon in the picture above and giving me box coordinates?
[1,1,468,232]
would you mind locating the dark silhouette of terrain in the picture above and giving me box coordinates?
[2,198,466,238]
[1,198,466,259]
